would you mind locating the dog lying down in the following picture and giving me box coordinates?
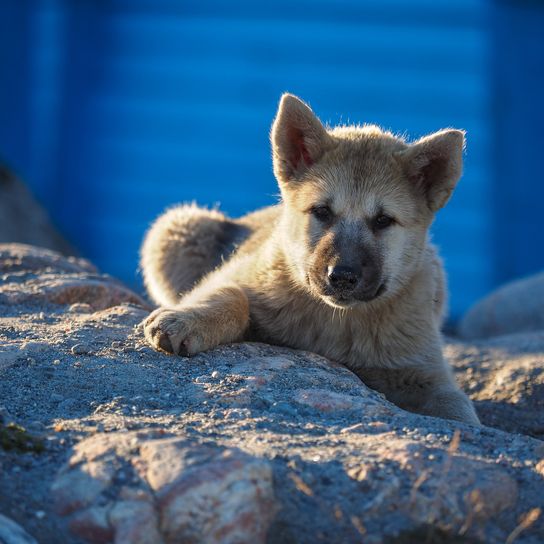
[140,93,479,425]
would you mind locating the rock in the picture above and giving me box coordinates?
[69,303,94,313]
[458,271,544,339]
[68,506,113,544]
[0,244,149,310]
[1,243,544,544]
[141,437,275,544]
[71,343,92,356]
[50,432,275,544]
[0,514,38,544]
[52,459,116,516]
[448,332,544,439]
[0,166,74,256]
[0,345,20,370]
[110,499,162,544]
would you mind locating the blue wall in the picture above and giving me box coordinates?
[1,1,543,318]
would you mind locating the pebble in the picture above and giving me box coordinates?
[71,343,91,355]
[21,340,48,351]
[69,303,93,313]
[27,421,44,431]
[271,401,298,416]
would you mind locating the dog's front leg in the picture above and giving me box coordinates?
[363,364,480,426]
[143,282,249,356]
[414,378,480,425]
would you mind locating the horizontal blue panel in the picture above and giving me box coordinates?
[85,94,492,144]
[82,128,491,169]
[106,0,486,28]
[101,15,487,67]
[90,65,488,120]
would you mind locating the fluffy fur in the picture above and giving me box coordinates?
[140,94,479,425]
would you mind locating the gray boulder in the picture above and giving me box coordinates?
[458,272,544,340]
[0,244,543,544]
[0,166,74,255]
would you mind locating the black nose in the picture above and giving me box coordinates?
[327,265,360,290]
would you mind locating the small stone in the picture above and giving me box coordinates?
[71,343,91,355]
[21,340,48,352]
[69,303,93,313]
[211,370,220,379]
[271,401,297,416]
[0,346,21,370]
[27,421,44,431]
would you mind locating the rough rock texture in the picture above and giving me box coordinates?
[0,513,38,544]
[447,333,544,439]
[458,272,544,340]
[1,244,543,543]
[0,166,75,255]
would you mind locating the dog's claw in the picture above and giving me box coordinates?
[177,340,189,357]
[157,332,174,354]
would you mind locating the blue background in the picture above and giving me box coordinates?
[1,0,543,319]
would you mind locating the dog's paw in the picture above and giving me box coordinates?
[142,308,211,356]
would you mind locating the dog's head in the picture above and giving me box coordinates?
[271,93,464,308]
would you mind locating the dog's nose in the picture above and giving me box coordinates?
[327,265,360,290]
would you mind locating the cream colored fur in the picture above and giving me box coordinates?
[140,94,479,425]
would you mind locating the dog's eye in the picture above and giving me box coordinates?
[311,206,333,222]
[374,214,394,230]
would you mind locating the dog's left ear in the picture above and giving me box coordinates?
[395,129,465,212]
[271,93,334,184]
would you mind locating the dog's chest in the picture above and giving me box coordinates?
[247,293,411,368]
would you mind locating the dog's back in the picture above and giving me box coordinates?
[141,204,281,307]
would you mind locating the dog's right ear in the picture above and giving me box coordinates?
[271,94,333,184]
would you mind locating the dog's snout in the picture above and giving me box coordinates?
[327,265,360,290]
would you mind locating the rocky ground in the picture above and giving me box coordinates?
[0,243,543,544]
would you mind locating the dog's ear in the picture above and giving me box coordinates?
[396,129,465,212]
[271,94,333,184]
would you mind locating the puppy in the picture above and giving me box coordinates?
[140,94,479,425]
